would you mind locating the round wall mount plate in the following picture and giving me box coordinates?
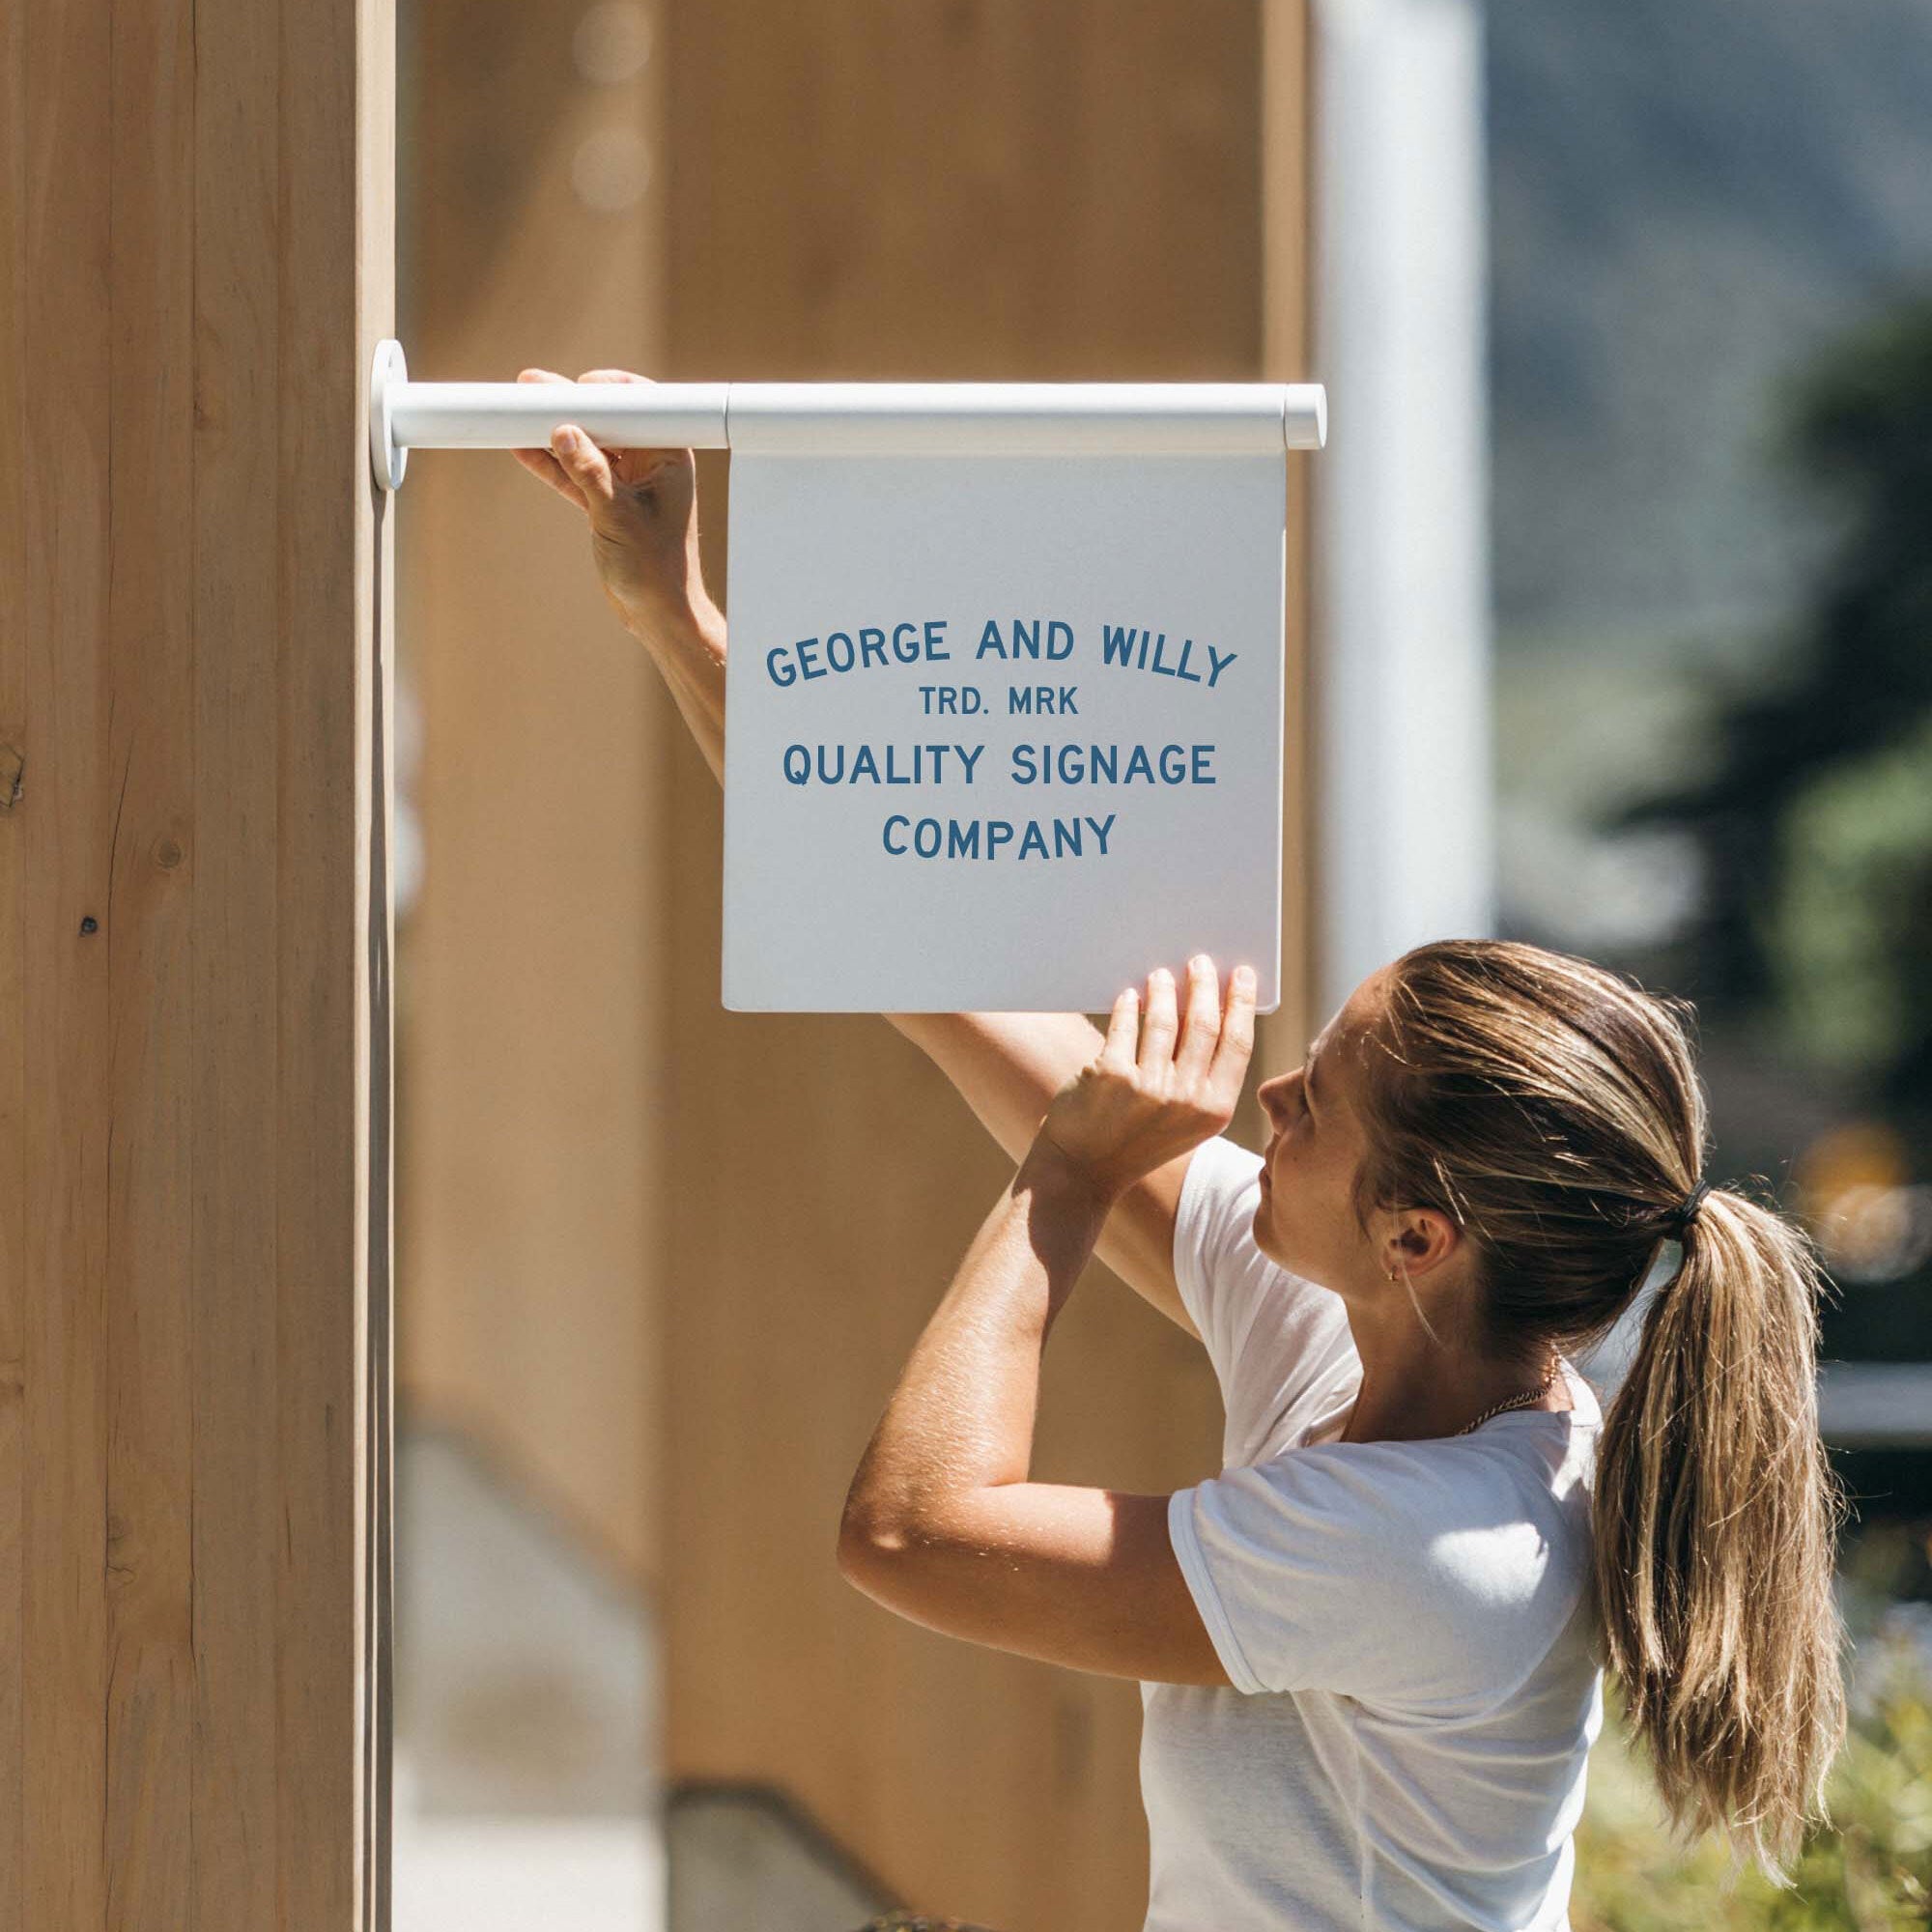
[369,337,408,491]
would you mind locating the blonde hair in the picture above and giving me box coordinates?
[1349,939,1847,1880]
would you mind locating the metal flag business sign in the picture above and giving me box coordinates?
[721,388,1321,1013]
[369,352,1325,1012]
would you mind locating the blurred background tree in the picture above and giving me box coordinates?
[1607,294,1932,1118]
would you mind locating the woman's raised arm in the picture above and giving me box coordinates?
[513,376,1199,1334]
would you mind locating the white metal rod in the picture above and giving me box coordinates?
[725,382,1328,455]
[368,344,1326,490]
[387,381,733,451]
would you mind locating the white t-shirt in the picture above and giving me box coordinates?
[1141,1135,1605,1932]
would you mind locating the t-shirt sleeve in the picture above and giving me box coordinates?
[1172,1135,1355,1460]
[1166,1442,1573,1709]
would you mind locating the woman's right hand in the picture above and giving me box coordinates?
[512,365,729,785]
[510,366,719,643]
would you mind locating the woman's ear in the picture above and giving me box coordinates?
[1386,1207,1461,1280]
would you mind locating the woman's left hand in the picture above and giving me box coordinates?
[1030,954,1258,1207]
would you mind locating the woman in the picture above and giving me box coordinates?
[514,372,1848,1930]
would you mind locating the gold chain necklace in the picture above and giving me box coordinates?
[1456,1359,1561,1436]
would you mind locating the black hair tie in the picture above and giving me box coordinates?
[1662,1178,1713,1238]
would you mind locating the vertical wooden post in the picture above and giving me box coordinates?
[0,0,395,1922]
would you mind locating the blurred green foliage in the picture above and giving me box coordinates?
[1573,1524,1932,1929]
[1773,713,1932,1082]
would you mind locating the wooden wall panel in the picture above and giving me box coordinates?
[1264,0,1318,1067]
[396,0,670,1593]
[0,0,394,1920]
[659,7,1314,1929]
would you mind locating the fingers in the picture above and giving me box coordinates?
[512,369,588,509]
[511,443,588,508]
[512,367,621,511]
[1209,965,1258,1094]
[510,367,638,487]
[1174,954,1221,1079]
[1100,985,1140,1071]
[548,421,618,517]
[515,364,688,497]
[1137,967,1179,1076]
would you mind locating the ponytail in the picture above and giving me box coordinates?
[1593,1185,1849,1879]
[1354,939,1852,1881]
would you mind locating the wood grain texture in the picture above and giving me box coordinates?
[657,7,1313,1930]
[0,0,395,1920]
[0,0,22,1903]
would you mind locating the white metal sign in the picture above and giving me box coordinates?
[723,439,1290,1012]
